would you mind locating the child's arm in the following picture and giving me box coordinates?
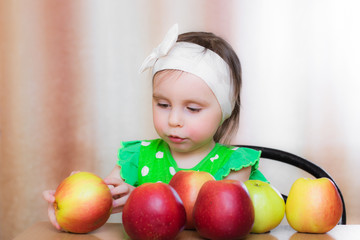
[224,166,251,183]
[103,165,135,214]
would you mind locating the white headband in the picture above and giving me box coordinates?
[139,24,234,121]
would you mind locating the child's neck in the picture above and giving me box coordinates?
[171,141,216,169]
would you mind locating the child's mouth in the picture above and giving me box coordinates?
[168,135,185,143]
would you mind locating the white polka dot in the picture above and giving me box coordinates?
[169,167,176,175]
[210,154,219,162]
[232,147,239,151]
[141,141,151,146]
[156,151,164,158]
[141,166,149,176]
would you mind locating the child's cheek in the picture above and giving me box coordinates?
[187,122,215,141]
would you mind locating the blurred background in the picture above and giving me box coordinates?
[1,0,360,239]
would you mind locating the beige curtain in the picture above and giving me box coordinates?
[0,1,97,239]
[1,0,360,239]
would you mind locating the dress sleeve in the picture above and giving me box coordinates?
[117,140,142,186]
[214,147,269,183]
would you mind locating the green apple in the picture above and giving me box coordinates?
[245,180,285,233]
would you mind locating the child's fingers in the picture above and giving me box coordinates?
[113,195,129,208]
[70,170,80,176]
[111,206,124,214]
[110,183,131,196]
[42,190,56,203]
[43,190,63,231]
[111,194,130,214]
[103,177,123,187]
[44,194,63,231]
[48,202,62,231]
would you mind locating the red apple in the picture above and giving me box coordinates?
[193,180,254,240]
[122,182,186,240]
[245,180,285,233]
[285,177,343,233]
[169,170,215,229]
[54,172,113,233]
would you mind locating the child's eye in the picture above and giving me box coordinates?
[187,106,201,112]
[157,103,170,108]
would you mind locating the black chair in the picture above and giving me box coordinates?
[236,145,346,225]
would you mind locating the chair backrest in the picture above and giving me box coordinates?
[236,145,346,225]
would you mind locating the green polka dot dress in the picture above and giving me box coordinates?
[117,139,268,186]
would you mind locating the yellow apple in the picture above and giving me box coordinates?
[285,177,343,233]
[54,172,113,233]
[245,180,285,233]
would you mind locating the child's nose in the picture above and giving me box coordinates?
[168,109,183,127]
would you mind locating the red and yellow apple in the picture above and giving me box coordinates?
[245,180,285,233]
[54,172,113,233]
[285,177,343,233]
[122,182,186,240]
[169,170,215,229]
[193,180,254,240]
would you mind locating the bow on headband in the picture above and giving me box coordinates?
[139,24,179,73]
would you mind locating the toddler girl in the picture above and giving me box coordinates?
[44,24,267,230]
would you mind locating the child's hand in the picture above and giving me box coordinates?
[42,190,63,231]
[103,177,135,214]
[42,171,80,231]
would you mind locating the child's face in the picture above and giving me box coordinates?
[152,70,222,155]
